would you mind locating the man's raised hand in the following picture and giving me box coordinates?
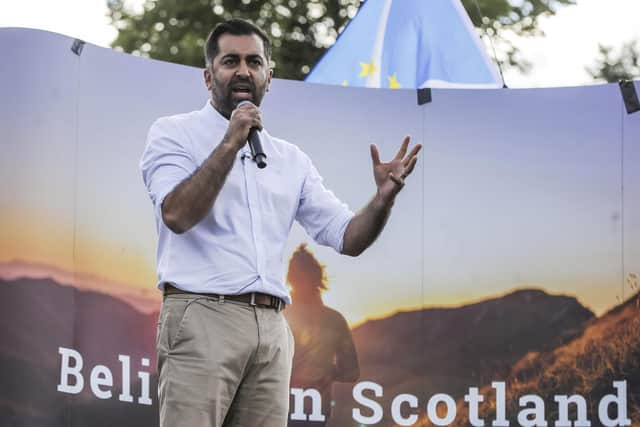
[370,136,421,202]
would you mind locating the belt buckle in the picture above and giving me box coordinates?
[249,293,257,306]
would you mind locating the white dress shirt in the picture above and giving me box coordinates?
[140,102,354,304]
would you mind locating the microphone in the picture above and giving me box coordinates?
[237,100,267,169]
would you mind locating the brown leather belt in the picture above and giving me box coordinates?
[163,283,285,311]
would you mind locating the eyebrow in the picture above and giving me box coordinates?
[220,53,264,61]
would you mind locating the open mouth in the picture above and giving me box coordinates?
[231,85,253,98]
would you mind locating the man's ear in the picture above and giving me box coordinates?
[204,66,212,90]
[266,68,273,92]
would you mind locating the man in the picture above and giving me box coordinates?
[140,18,420,427]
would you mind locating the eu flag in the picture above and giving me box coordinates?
[305,0,502,89]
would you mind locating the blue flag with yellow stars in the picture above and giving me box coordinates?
[305,0,502,89]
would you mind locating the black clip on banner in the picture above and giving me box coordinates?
[71,39,86,56]
[416,88,432,106]
[619,80,640,115]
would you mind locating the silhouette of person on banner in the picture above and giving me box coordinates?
[285,244,359,426]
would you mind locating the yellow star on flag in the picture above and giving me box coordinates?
[341,80,349,86]
[359,61,377,78]
[388,73,401,89]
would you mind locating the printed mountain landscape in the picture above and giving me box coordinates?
[443,291,640,427]
[0,277,159,427]
[329,289,598,426]
[1,277,637,427]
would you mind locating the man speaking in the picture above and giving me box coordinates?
[140,18,421,427]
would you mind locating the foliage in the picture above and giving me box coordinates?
[586,40,640,83]
[107,0,575,80]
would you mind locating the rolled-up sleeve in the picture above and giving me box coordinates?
[295,154,354,253]
[140,118,196,217]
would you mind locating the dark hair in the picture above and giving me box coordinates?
[287,244,328,291]
[204,18,271,65]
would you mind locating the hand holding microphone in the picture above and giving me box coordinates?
[234,100,267,169]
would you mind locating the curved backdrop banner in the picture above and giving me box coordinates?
[0,28,638,427]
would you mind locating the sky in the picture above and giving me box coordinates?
[0,0,639,88]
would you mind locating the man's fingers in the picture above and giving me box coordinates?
[394,136,411,161]
[402,156,418,178]
[370,144,381,166]
[232,104,262,130]
[253,115,263,131]
[403,144,422,165]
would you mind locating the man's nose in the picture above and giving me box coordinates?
[235,60,250,77]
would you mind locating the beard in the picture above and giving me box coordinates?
[211,74,268,118]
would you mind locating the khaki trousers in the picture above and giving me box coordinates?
[157,293,294,427]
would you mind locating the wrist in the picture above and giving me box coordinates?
[374,189,395,211]
[220,133,244,153]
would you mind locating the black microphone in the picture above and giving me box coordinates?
[237,100,267,169]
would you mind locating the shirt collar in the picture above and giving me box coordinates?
[203,100,228,123]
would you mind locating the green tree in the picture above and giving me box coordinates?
[107,0,575,81]
[586,40,640,83]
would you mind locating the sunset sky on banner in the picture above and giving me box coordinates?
[0,26,638,326]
